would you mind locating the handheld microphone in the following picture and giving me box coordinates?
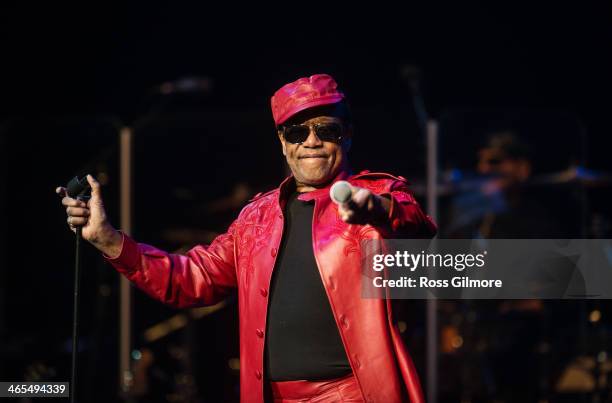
[330,181,353,204]
[66,176,91,201]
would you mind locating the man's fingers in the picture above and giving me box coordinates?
[352,188,371,207]
[338,203,354,223]
[66,207,90,217]
[337,187,376,224]
[56,186,67,197]
[340,188,370,213]
[86,174,101,198]
[340,211,352,223]
[62,196,87,208]
[67,216,89,226]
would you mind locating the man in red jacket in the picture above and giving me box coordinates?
[57,74,436,402]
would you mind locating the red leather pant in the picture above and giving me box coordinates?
[268,373,364,402]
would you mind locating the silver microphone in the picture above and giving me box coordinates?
[330,181,353,204]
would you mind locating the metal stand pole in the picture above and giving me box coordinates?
[119,127,134,397]
[403,66,440,403]
[426,120,439,403]
[71,227,83,403]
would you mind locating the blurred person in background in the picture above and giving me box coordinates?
[442,130,581,402]
[449,130,564,239]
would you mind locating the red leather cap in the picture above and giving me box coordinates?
[271,74,345,126]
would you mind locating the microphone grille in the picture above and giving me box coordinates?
[330,181,352,204]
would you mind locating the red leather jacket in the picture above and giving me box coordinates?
[105,170,437,402]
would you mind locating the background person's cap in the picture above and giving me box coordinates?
[271,74,345,126]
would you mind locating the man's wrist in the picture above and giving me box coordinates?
[92,223,123,258]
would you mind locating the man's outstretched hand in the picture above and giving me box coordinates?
[337,186,391,225]
[56,174,123,258]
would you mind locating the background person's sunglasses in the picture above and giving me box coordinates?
[280,122,344,144]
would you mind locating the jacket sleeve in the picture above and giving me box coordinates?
[379,180,438,238]
[103,220,238,309]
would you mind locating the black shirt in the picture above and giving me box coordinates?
[264,192,352,381]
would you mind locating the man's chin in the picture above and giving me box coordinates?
[296,172,335,187]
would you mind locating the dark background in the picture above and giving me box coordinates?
[1,2,611,402]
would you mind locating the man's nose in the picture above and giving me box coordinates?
[301,128,323,147]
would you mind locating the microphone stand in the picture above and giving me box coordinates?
[402,65,440,403]
[66,176,91,403]
[71,226,83,403]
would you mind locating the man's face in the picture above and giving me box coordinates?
[278,115,350,188]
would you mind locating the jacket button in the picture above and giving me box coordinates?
[255,370,262,380]
[256,329,264,338]
[260,288,268,297]
[340,315,349,329]
[271,248,277,257]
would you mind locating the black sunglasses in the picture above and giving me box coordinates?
[280,122,344,144]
